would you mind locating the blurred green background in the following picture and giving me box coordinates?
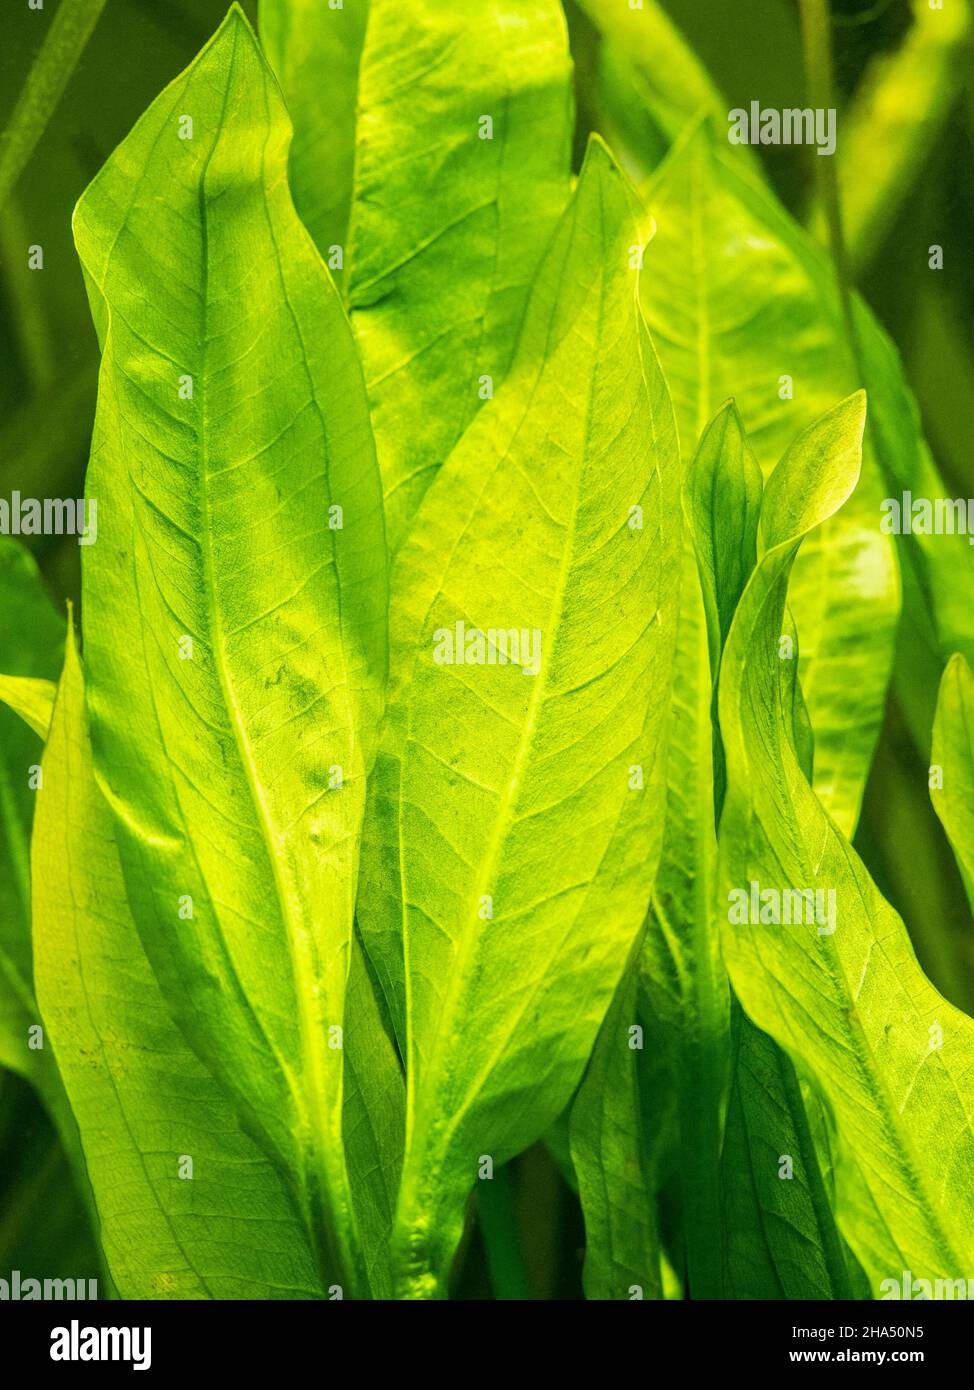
[1,0,972,1297]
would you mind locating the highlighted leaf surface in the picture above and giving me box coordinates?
[643,129,899,836]
[0,541,64,1097]
[266,0,574,549]
[359,141,682,1295]
[720,393,974,1287]
[640,406,848,1299]
[32,634,328,1299]
[76,9,387,1296]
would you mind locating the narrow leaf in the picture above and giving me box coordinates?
[344,0,574,547]
[642,408,844,1299]
[576,0,729,152]
[341,927,405,1300]
[259,0,369,261]
[570,967,663,1301]
[0,540,63,1079]
[32,629,328,1299]
[75,7,387,1297]
[720,1005,854,1299]
[642,127,899,837]
[640,538,726,1298]
[720,392,974,1289]
[687,402,763,670]
[931,654,974,914]
[359,139,682,1296]
[0,675,57,740]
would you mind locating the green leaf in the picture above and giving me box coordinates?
[931,654,974,914]
[0,0,109,210]
[687,401,763,673]
[0,540,63,1084]
[31,627,329,1299]
[0,1074,100,1285]
[0,675,57,740]
[263,0,577,548]
[719,1004,854,1299]
[341,927,405,1300]
[758,388,868,549]
[836,0,972,276]
[642,127,900,838]
[343,0,574,548]
[639,535,726,1298]
[259,0,369,261]
[720,391,974,1289]
[75,7,387,1297]
[641,415,751,1300]
[641,406,845,1299]
[859,305,974,749]
[0,549,104,1276]
[358,139,682,1296]
[576,0,730,156]
[570,966,663,1301]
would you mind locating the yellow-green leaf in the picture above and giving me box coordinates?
[720,392,974,1289]
[32,629,329,1299]
[75,7,387,1297]
[359,139,682,1296]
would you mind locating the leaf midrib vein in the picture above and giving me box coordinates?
[404,169,611,1186]
[195,27,350,1259]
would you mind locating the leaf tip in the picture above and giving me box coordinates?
[941,650,974,705]
[220,1,261,48]
[578,132,624,185]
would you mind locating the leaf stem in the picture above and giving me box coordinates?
[798,0,860,362]
[0,200,56,393]
[0,0,110,211]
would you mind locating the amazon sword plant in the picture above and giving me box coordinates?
[1,0,973,1303]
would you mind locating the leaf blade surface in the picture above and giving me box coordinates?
[359,141,683,1295]
[76,8,387,1295]
[720,394,974,1287]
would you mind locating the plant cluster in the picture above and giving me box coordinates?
[2,0,974,1301]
